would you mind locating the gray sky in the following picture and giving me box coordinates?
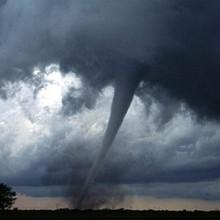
[1,0,220,209]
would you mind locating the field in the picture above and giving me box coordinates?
[1,209,220,220]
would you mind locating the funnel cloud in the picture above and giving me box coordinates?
[76,68,145,208]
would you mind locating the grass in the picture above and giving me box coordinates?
[1,209,220,220]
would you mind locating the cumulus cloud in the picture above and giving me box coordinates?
[0,65,220,205]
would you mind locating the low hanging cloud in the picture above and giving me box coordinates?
[1,65,220,204]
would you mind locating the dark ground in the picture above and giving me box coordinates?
[1,209,220,220]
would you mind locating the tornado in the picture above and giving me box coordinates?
[76,69,145,209]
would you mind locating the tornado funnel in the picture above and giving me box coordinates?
[76,69,144,209]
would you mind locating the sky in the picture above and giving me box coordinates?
[1,0,220,210]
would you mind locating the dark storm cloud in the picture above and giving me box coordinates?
[62,86,99,115]
[0,0,7,7]
[127,181,220,201]
[1,0,220,119]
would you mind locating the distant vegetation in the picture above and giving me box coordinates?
[0,209,220,220]
[0,183,16,210]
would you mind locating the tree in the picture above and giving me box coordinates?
[0,183,16,210]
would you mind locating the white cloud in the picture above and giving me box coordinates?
[0,64,84,176]
[1,64,220,202]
